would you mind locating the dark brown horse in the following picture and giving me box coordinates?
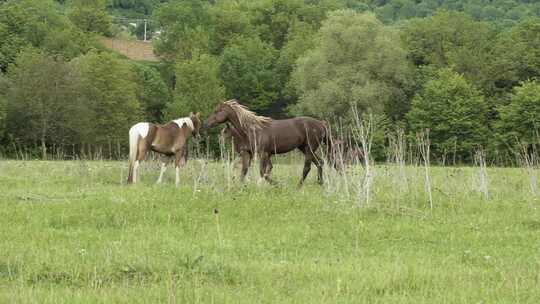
[204,100,329,186]
[127,112,201,186]
[220,123,253,177]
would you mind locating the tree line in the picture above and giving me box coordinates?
[0,0,539,164]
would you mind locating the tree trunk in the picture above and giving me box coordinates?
[41,119,48,160]
[41,136,47,160]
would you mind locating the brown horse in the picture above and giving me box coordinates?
[331,138,364,169]
[220,123,253,177]
[204,100,329,186]
[127,112,201,186]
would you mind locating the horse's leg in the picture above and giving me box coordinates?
[312,152,324,185]
[299,153,313,187]
[240,151,252,182]
[174,148,186,187]
[156,155,170,184]
[264,157,275,184]
[134,140,148,184]
[259,152,269,184]
[304,139,324,185]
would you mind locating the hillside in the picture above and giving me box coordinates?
[99,37,158,62]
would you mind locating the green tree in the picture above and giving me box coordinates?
[0,0,90,72]
[132,63,171,122]
[401,11,496,90]
[250,0,344,49]
[291,10,411,120]
[0,74,8,142]
[4,49,81,159]
[68,0,112,36]
[497,80,540,145]
[72,51,141,146]
[165,53,225,120]
[407,69,489,161]
[109,0,163,15]
[208,1,257,55]
[153,0,212,59]
[220,37,279,113]
[375,0,417,23]
[276,21,317,112]
[491,18,540,92]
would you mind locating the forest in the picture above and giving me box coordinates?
[0,0,539,163]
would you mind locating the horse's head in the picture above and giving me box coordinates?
[204,102,231,129]
[189,112,202,138]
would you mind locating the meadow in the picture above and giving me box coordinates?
[0,157,539,303]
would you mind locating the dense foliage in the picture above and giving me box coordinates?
[1,0,539,163]
[407,69,489,161]
[291,10,411,120]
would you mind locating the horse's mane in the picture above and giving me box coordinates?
[223,100,272,130]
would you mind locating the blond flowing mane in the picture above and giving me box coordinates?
[224,100,272,129]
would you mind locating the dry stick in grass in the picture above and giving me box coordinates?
[338,124,352,199]
[219,135,233,191]
[516,139,538,197]
[352,107,374,207]
[416,129,433,210]
[474,148,489,200]
[388,127,408,194]
[214,208,223,248]
[325,121,351,199]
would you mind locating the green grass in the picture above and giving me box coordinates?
[0,159,539,303]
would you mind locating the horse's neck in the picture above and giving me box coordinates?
[229,125,246,141]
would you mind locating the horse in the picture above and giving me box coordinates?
[204,100,330,186]
[331,138,364,169]
[220,123,253,177]
[127,112,201,186]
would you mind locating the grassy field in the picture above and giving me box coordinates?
[0,159,539,303]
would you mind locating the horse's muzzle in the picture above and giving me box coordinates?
[201,121,213,132]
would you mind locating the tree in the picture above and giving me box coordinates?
[406,69,489,161]
[165,53,225,120]
[4,49,80,159]
[72,51,141,147]
[68,0,112,36]
[109,0,163,15]
[0,0,90,72]
[491,18,540,92]
[401,10,496,90]
[291,10,411,121]
[0,74,8,142]
[497,80,540,145]
[375,0,417,23]
[275,21,317,114]
[220,37,279,113]
[153,0,212,60]
[208,1,257,55]
[250,0,344,49]
[132,63,171,122]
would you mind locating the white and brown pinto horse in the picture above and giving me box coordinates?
[127,112,201,186]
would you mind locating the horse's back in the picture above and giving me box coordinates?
[130,122,150,138]
[262,117,326,154]
[291,117,327,138]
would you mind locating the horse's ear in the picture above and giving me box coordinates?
[189,111,194,116]
[195,112,200,118]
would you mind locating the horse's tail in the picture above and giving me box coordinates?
[127,125,140,184]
